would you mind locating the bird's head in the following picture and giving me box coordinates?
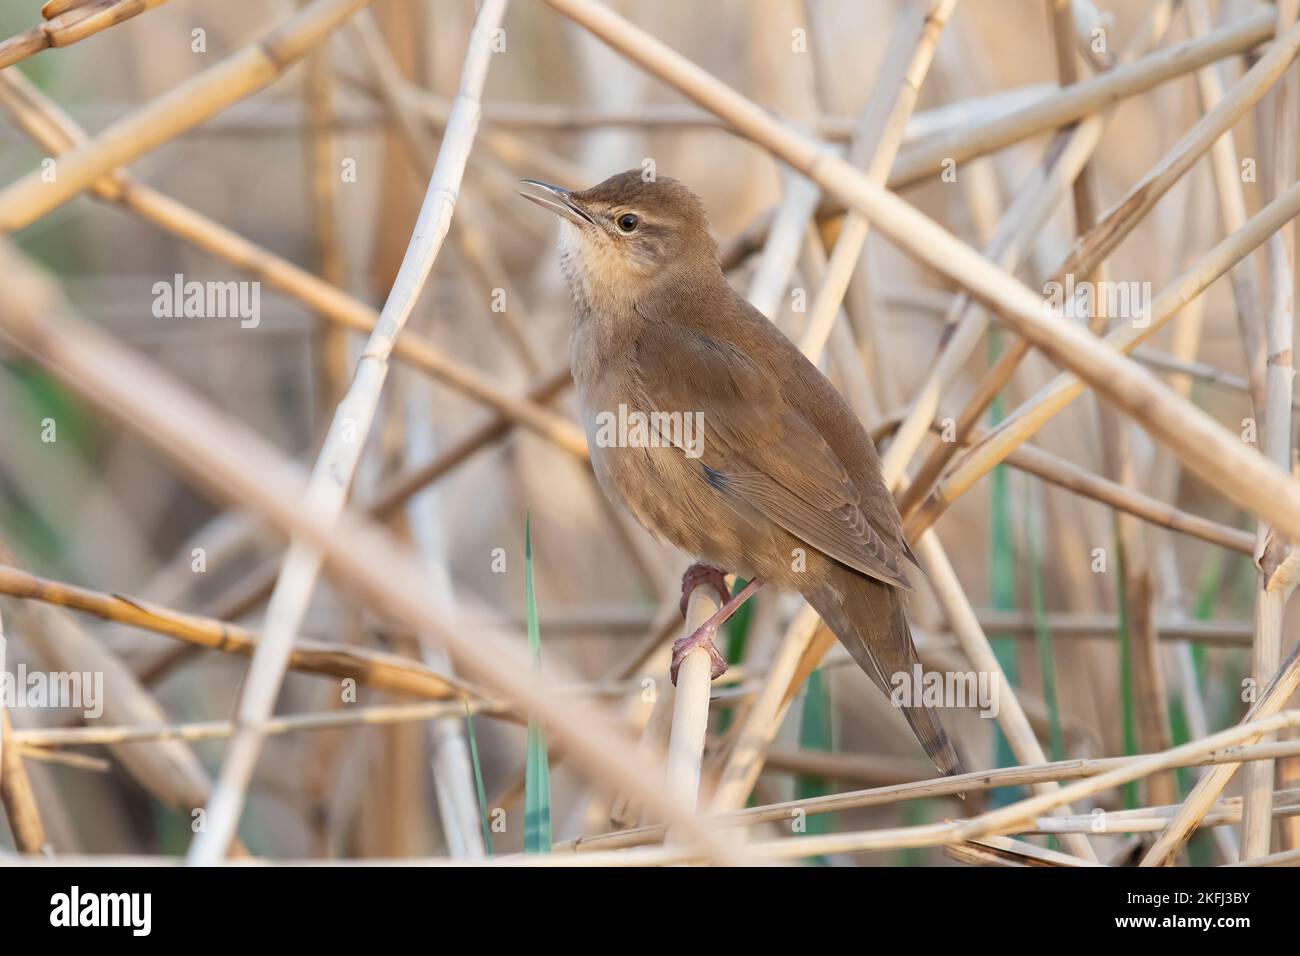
[518,170,720,310]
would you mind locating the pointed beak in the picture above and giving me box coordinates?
[517,179,596,228]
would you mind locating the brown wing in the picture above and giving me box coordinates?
[630,325,912,591]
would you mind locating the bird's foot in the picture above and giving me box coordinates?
[679,562,731,618]
[670,622,729,684]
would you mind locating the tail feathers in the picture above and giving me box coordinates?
[901,704,965,777]
[807,569,965,777]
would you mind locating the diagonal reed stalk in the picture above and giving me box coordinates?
[187,0,510,864]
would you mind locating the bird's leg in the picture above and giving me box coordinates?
[671,576,764,684]
[679,562,731,618]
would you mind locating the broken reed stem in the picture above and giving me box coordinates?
[188,0,510,866]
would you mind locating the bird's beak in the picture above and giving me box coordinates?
[517,179,597,228]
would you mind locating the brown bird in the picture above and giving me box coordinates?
[520,170,962,776]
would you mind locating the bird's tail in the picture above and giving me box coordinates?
[806,568,965,776]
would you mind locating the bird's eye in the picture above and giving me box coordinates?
[616,213,640,233]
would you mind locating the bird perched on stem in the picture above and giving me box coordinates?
[519,170,963,776]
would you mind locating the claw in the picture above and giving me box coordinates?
[670,621,729,684]
[679,562,730,618]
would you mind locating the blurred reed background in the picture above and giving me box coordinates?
[0,0,1296,866]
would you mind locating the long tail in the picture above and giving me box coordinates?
[806,568,965,776]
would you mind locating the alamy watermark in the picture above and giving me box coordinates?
[1044,273,1152,328]
[889,664,999,718]
[1,642,103,719]
[592,403,705,459]
[50,886,150,936]
[152,273,260,328]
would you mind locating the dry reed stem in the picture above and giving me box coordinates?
[1060,19,1300,277]
[944,835,1103,867]
[1146,641,1300,864]
[1187,0,1269,420]
[540,0,1300,548]
[1243,0,1300,859]
[913,529,1098,860]
[559,734,1300,854]
[0,563,486,704]
[961,710,1300,849]
[0,543,239,833]
[0,0,171,71]
[797,228,882,422]
[16,763,1300,866]
[0,70,589,461]
[7,685,638,752]
[351,10,545,378]
[880,122,1099,489]
[1049,0,1097,230]
[0,0,372,230]
[706,607,821,814]
[301,16,350,406]
[909,178,1300,536]
[0,709,46,854]
[995,437,1255,555]
[11,700,512,749]
[1076,0,1174,793]
[664,584,721,822]
[164,369,574,639]
[886,8,1275,189]
[190,0,510,864]
[1028,788,1300,834]
[796,0,958,360]
[380,86,1047,142]
[970,611,1253,646]
[882,0,1176,491]
[903,12,1300,518]
[0,235,749,867]
[1227,847,1300,867]
[0,609,47,854]
[1132,347,1296,402]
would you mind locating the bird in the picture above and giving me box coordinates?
[519,169,963,776]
